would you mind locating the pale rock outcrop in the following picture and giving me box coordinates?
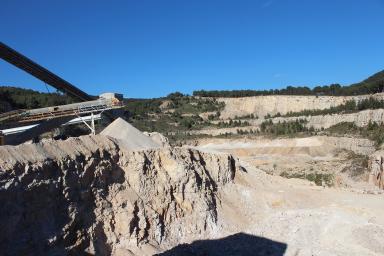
[159,100,172,110]
[271,108,384,129]
[0,135,240,255]
[218,93,384,119]
[205,108,384,133]
[320,136,375,155]
[368,151,384,189]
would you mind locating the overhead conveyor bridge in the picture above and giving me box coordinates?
[0,42,93,101]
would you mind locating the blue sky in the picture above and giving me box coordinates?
[1,0,383,98]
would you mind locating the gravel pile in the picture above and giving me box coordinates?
[101,118,161,150]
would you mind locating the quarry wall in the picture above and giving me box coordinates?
[205,109,384,132]
[271,108,384,129]
[218,93,384,119]
[0,135,240,255]
[369,150,384,190]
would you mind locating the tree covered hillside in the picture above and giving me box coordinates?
[1,69,383,114]
[193,70,384,97]
[0,86,77,113]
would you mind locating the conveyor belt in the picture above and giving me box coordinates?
[0,98,123,125]
[0,41,93,101]
[0,109,25,122]
[0,42,123,145]
[4,116,74,145]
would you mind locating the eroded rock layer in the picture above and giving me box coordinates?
[369,150,384,189]
[218,93,384,119]
[0,135,240,255]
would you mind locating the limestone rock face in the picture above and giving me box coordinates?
[0,135,239,255]
[369,151,384,189]
[218,93,384,119]
[271,109,384,129]
[191,109,384,136]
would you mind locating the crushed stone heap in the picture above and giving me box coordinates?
[101,117,161,150]
[143,131,170,147]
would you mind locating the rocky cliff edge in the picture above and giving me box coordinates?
[0,135,241,255]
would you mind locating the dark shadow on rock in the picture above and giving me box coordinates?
[0,153,126,256]
[156,233,287,256]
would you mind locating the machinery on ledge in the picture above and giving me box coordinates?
[0,42,125,145]
[0,93,124,145]
[0,93,123,124]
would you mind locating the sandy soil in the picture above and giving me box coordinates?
[192,136,377,190]
[158,135,384,255]
[215,161,384,256]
